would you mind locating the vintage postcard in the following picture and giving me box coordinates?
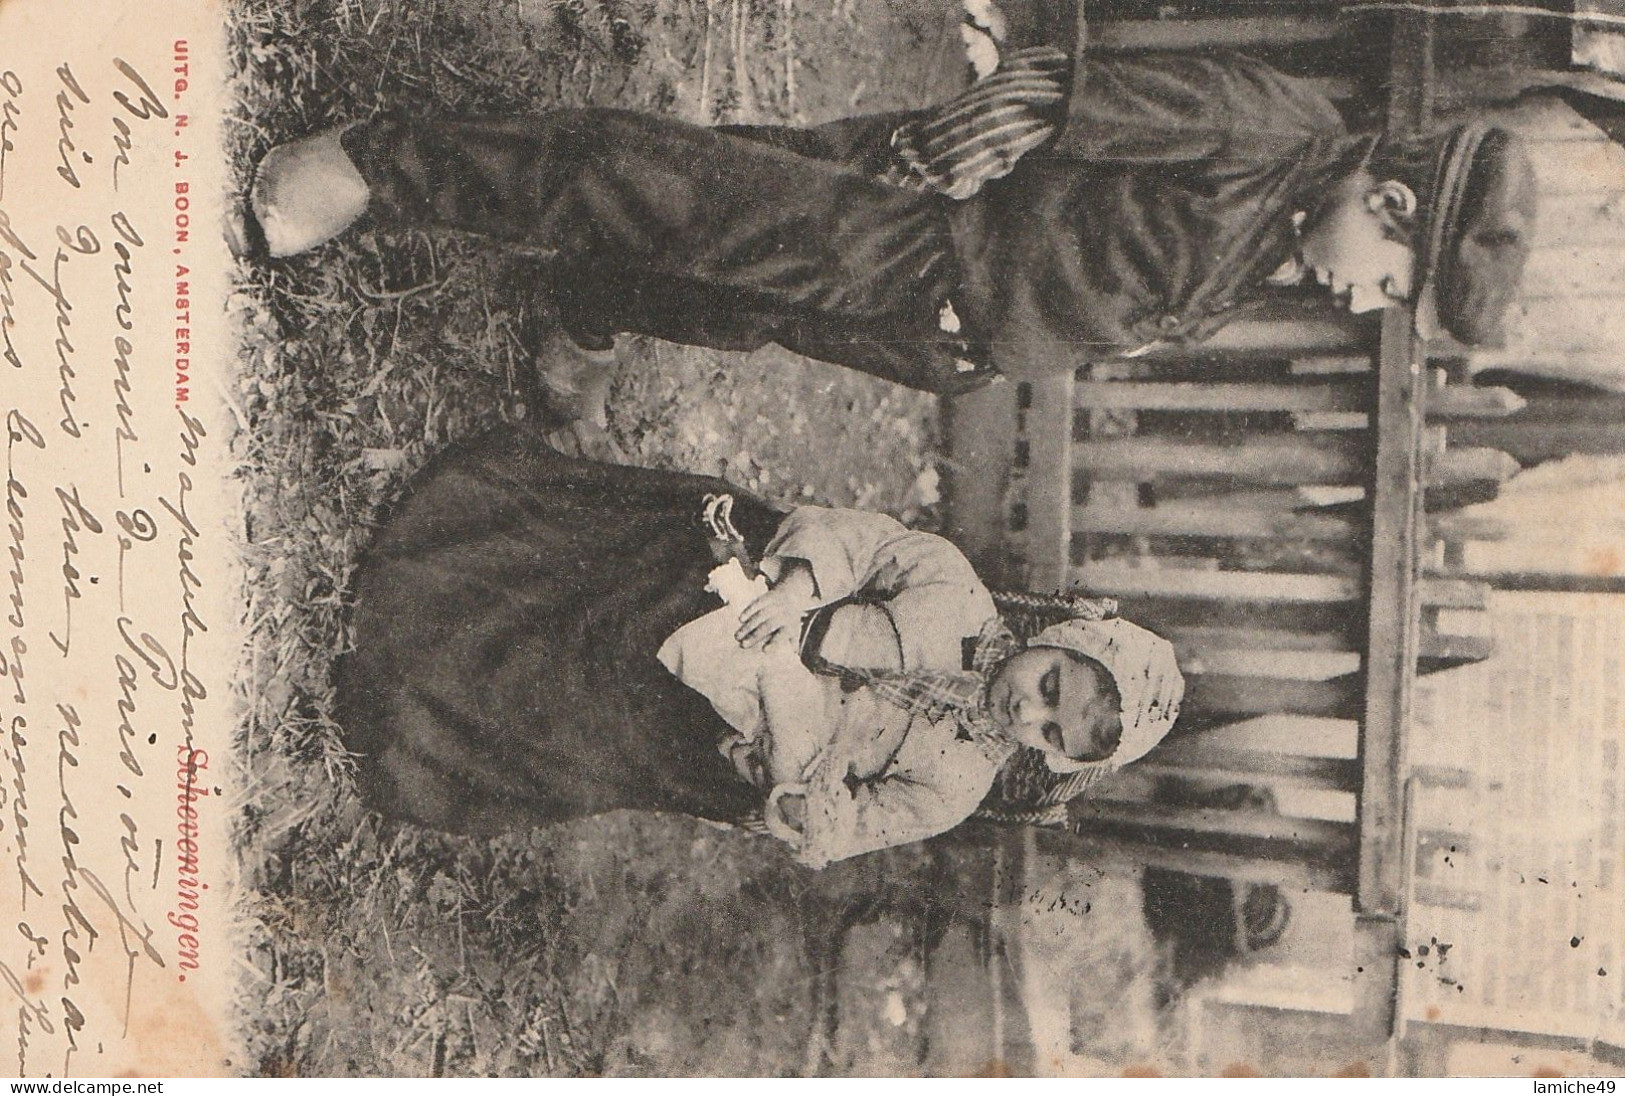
[2,0,1624,1079]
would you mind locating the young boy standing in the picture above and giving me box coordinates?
[246,46,1536,394]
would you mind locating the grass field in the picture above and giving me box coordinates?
[220,0,1021,1076]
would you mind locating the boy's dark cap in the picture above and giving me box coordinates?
[1424,122,1538,348]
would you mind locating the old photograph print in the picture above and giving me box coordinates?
[222,0,1625,1077]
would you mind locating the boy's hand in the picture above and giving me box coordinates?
[736,560,817,651]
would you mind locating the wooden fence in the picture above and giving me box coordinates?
[943,11,1536,1046]
[1010,315,1516,832]
[934,3,1625,1061]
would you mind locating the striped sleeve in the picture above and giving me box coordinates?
[889,45,1068,200]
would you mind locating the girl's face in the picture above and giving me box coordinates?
[988,647,1122,764]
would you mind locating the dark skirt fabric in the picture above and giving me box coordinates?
[336,425,783,836]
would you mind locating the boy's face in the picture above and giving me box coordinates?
[1300,170,1418,315]
[987,647,1122,764]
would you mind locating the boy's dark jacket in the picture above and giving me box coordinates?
[955,49,1366,372]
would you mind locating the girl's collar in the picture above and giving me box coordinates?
[967,618,1024,676]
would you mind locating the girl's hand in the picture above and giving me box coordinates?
[776,793,808,833]
[726,737,769,789]
[735,559,817,651]
[764,784,811,845]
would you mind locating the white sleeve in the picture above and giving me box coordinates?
[774,715,998,868]
[762,507,997,668]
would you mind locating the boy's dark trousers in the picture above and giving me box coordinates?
[340,109,991,393]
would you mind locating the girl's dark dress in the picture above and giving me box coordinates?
[336,426,780,836]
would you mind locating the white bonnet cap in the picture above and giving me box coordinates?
[1026,617,1184,774]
